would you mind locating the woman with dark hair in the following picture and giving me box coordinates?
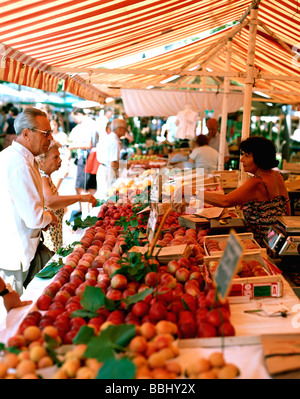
[201,136,290,243]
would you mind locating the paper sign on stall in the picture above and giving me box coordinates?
[213,230,243,301]
[146,169,160,243]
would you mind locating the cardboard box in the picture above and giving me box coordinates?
[128,244,192,264]
[212,170,239,188]
[203,251,283,298]
[203,232,266,256]
[178,215,210,230]
[282,160,300,173]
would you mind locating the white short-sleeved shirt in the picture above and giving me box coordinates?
[0,142,52,271]
[96,132,120,167]
[189,145,219,175]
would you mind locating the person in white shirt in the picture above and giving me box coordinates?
[189,134,219,175]
[96,107,113,139]
[68,109,99,216]
[206,118,230,165]
[96,118,127,200]
[0,108,58,295]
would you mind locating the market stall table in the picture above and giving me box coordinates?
[1,240,300,379]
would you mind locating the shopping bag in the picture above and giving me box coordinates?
[84,149,100,174]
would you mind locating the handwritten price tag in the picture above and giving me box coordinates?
[213,230,243,301]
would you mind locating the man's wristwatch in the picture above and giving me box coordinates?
[0,287,9,297]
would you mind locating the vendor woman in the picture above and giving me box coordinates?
[203,136,291,244]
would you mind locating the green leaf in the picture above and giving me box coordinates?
[73,325,95,345]
[99,323,136,351]
[56,241,82,257]
[70,216,99,231]
[70,309,98,319]
[83,324,136,362]
[36,258,64,279]
[80,286,106,312]
[97,357,136,379]
[122,287,153,307]
[84,335,115,362]
[80,285,120,313]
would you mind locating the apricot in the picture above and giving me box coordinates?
[165,360,182,375]
[147,351,166,369]
[52,368,68,379]
[145,341,157,358]
[152,333,174,350]
[30,345,47,362]
[209,352,225,368]
[16,359,36,378]
[186,358,211,377]
[0,362,9,378]
[76,366,96,379]
[71,344,88,359]
[62,358,81,378]
[198,370,218,379]
[3,353,19,369]
[132,355,147,368]
[85,358,102,373]
[42,326,59,339]
[18,350,30,361]
[23,325,41,342]
[217,364,239,379]
[155,320,177,335]
[151,367,171,379]
[139,322,156,340]
[135,365,152,379]
[21,373,39,379]
[37,356,54,369]
[156,347,174,361]
[129,336,148,354]
[5,373,17,379]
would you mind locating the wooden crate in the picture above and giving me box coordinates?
[282,160,300,173]
[212,170,239,188]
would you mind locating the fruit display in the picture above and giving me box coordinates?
[204,236,259,256]
[206,259,269,279]
[184,352,239,379]
[0,201,238,379]
[127,155,167,169]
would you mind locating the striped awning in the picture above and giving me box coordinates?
[0,0,299,105]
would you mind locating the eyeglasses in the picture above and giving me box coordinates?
[32,128,53,138]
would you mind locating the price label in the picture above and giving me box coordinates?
[150,168,161,203]
[146,203,158,243]
[213,230,243,301]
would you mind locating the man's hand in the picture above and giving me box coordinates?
[3,290,32,313]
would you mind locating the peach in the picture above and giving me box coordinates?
[23,326,41,342]
[16,359,36,378]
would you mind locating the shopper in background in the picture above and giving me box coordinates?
[206,118,230,165]
[0,276,32,312]
[188,134,219,175]
[96,118,127,200]
[203,136,291,244]
[49,115,71,190]
[2,106,19,149]
[68,108,99,217]
[0,107,58,295]
[37,141,97,252]
[96,106,114,140]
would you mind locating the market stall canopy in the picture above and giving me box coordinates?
[0,0,300,106]
[121,89,244,117]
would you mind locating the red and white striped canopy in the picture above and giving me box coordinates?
[0,0,299,104]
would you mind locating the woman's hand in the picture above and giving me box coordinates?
[80,194,98,207]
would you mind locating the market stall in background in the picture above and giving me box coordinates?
[0,0,300,381]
